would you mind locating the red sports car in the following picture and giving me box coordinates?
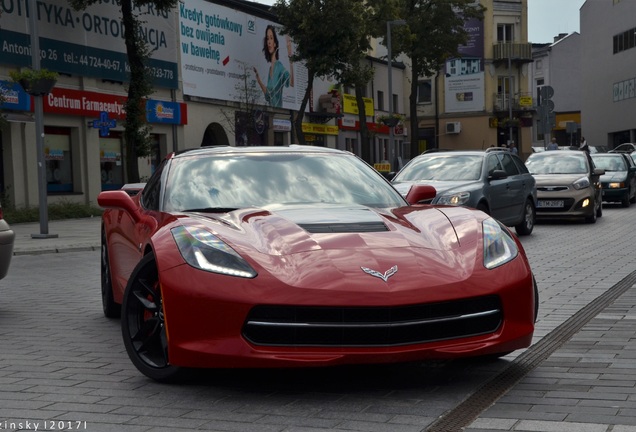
[99,146,537,381]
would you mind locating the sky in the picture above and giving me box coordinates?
[527,0,586,44]
[253,0,587,45]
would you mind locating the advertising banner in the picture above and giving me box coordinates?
[0,0,178,88]
[444,17,485,113]
[178,0,308,110]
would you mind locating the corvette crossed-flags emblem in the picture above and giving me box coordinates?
[361,265,398,282]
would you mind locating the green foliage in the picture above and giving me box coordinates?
[273,0,373,144]
[4,201,103,224]
[9,68,59,83]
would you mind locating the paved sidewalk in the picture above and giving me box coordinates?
[10,217,101,255]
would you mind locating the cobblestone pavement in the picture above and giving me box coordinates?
[1,204,635,431]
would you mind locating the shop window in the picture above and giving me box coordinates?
[100,135,124,190]
[44,127,73,194]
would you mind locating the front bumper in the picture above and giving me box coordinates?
[535,188,596,219]
[158,258,536,369]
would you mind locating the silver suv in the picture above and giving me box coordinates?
[391,149,537,235]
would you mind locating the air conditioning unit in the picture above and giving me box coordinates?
[446,122,461,134]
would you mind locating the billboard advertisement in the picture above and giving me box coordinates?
[0,0,178,88]
[178,0,308,110]
[444,17,485,113]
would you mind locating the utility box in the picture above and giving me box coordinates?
[446,122,461,134]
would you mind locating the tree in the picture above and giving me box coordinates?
[218,61,265,146]
[273,0,373,146]
[68,0,178,183]
[367,0,485,157]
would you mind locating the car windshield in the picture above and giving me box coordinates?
[393,155,483,181]
[163,152,407,211]
[591,155,626,172]
[526,153,588,175]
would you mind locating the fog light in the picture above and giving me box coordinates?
[582,198,590,208]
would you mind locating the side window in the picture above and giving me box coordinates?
[141,160,167,210]
[487,155,503,176]
[511,155,530,174]
[500,154,520,176]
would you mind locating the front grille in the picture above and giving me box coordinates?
[537,186,569,192]
[242,296,502,347]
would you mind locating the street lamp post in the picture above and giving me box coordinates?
[28,0,57,239]
[508,56,513,147]
[387,19,406,170]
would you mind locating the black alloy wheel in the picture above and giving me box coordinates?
[515,199,535,236]
[121,252,182,381]
[101,230,121,318]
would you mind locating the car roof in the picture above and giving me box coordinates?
[419,149,509,157]
[173,145,348,159]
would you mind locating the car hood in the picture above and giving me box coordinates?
[162,204,489,289]
[600,171,627,182]
[392,180,480,197]
[187,204,474,257]
[532,173,588,186]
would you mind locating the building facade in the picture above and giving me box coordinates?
[413,0,534,158]
[580,0,636,148]
[530,32,582,148]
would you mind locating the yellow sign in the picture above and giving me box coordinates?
[374,163,391,172]
[519,96,533,107]
[342,93,375,116]
[301,123,339,135]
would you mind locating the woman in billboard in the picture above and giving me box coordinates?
[253,25,294,108]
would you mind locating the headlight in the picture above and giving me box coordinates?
[483,218,518,269]
[573,176,590,190]
[171,226,257,278]
[436,191,471,206]
[608,182,623,189]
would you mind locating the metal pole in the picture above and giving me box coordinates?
[387,19,406,169]
[29,0,57,239]
[508,56,513,147]
[387,21,393,167]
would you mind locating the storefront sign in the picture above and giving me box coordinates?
[301,123,339,135]
[342,93,374,116]
[1,84,188,125]
[0,0,178,88]
[273,119,292,132]
[91,112,117,137]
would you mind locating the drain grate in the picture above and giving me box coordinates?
[426,269,636,432]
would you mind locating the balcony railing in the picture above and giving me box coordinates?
[493,42,533,61]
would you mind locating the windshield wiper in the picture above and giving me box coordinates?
[183,207,239,213]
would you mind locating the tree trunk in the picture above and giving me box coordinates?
[355,87,371,163]
[294,69,315,145]
[409,58,420,159]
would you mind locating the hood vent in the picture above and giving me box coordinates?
[299,221,389,233]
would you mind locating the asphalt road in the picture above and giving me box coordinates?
[0,203,635,431]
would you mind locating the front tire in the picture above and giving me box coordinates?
[121,252,183,382]
[515,199,535,236]
[101,230,120,318]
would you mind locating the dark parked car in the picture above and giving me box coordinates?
[525,150,604,223]
[591,153,636,207]
[391,148,537,235]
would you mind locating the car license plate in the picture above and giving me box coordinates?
[537,200,564,208]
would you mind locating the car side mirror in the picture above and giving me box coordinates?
[405,184,437,205]
[384,171,397,181]
[98,190,143,222]
[593,168,605,176]
[489,169,508,180]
